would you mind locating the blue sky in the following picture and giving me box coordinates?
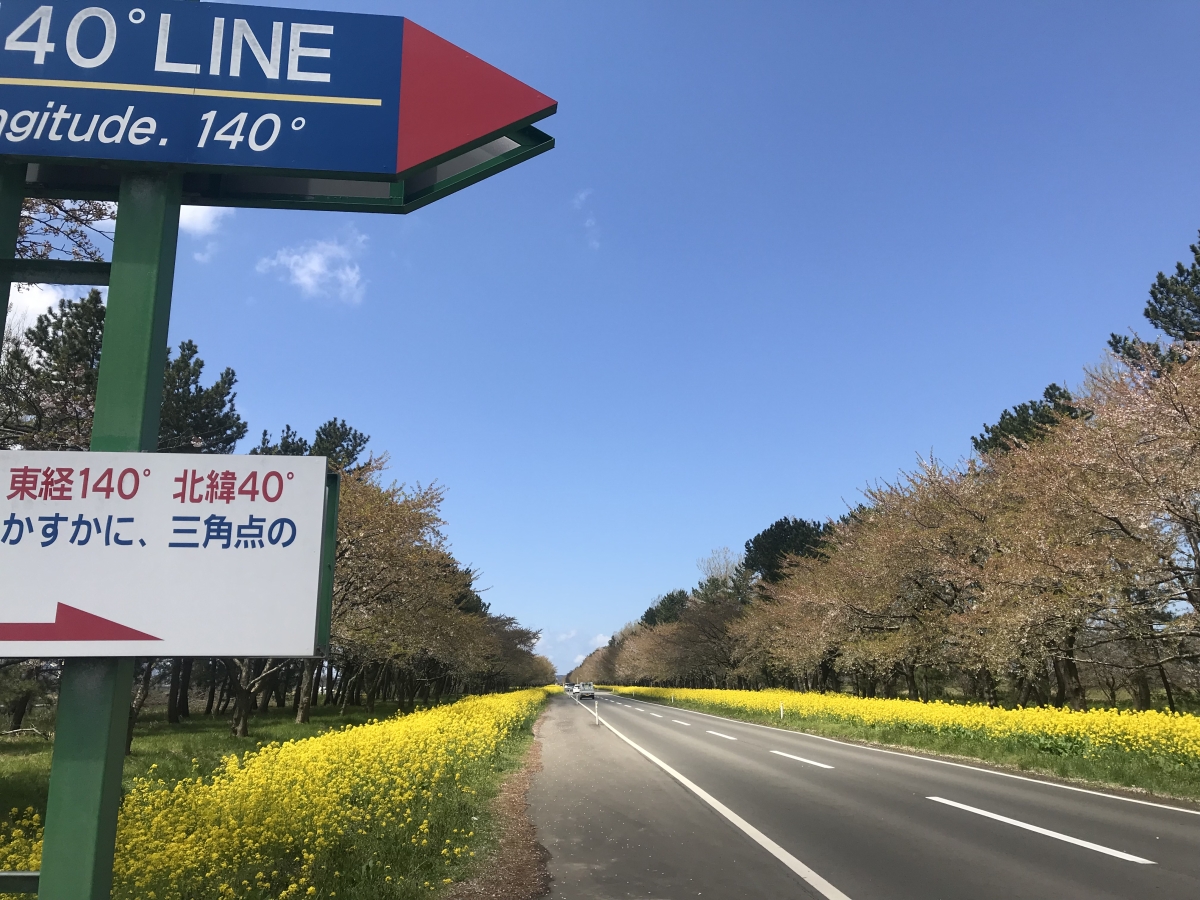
[17,1,1200,674]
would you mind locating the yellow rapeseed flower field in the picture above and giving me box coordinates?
[609,686,1200,768]
[0,688,550,899]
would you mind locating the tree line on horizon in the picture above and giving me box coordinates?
[571,235,1200,713]
[0,198,554,741]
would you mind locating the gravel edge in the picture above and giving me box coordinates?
[444,715,551,900]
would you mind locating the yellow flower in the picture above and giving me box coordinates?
[606,686,1200,769]
[0,688,552,898]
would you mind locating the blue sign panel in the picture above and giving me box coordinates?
[0,0,402,175]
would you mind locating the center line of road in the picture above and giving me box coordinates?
[650,712,663,717]
[590,711,853,900]
[770,750,833,769]
[926,797,1155,864]
[672,720,691,726]
[706,730,737,740]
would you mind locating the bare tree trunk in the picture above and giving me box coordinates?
[204,659,219,715]
[1131,670,1152,710]
[1157,663,1177,713]
[311,660,323,706]
[229,658,253,737]
[295,659,315,724]
[325,666,339,705]
[1016,676,1033,708]
[7,691,32,730]
[274,669,288,708]
[167,657,182,724]
[1051,657,1067,708]
[126,658,156,754]
[179,658,193,717]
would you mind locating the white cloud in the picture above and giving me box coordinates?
[573,654,585,665]
[193,241,219,264]
[256,229,367,304]
[590,633,609,649]
[556,629,577,642]
[572,189,600,250]
[6,284,107,326]
[179,206,234,237]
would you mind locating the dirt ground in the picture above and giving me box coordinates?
[445,717,551,900]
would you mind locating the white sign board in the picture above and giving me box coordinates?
[0,451,328,657]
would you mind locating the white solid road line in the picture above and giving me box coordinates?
[613,695,1200,818]
[707,730,737,740]
[593,711,854,900]
[771,750,834,770]
[672,720,691,726]
[650,712,664,718]
[926,797,1155,864]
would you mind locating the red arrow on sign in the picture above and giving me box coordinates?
[0,604,160,642]
[397,20,557,176]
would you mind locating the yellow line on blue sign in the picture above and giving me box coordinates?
[0,76,382,107]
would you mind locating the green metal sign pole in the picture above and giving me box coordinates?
[37,172,182,900]
[0,163,25,330]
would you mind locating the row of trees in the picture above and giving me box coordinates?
[1,199,553,740]
[572,236,1200,712]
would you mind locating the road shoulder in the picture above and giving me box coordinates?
[445,715,552,900]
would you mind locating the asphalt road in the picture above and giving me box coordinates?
[530,692,1200,899]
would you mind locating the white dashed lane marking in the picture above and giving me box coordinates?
[770,750,833,769]
[926,797,1155,864]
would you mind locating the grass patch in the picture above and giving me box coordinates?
[617,691,1200,803]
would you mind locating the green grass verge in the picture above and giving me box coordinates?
[621,693,1200,804]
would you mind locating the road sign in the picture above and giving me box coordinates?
[0,0,556,179]
[0,4,558,893]
[0,450,329,657]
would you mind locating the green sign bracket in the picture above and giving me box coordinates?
[22,125,554,216]
[315,471,341,655]
[0,259,111,285]
[0,163,25,330]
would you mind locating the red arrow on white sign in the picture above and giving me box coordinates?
[0,604,160,642]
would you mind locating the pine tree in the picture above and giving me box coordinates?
[1108,230,1200,366]
[252,418,369,470]
[971,383,1082,455]
[158,340,248,453]
[0,290,245,451]
[743,517,830,583]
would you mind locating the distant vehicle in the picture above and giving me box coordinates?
[571,684,582,695]
[563,682,573,691]
[578,682,595,699]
